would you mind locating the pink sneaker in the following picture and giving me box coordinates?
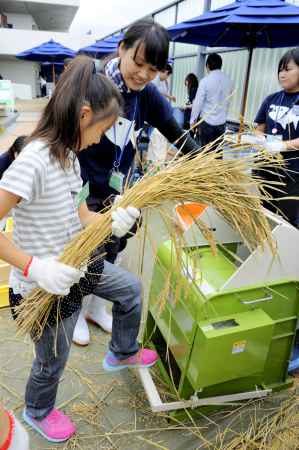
[103,348,158,371]
[23,408,76,442]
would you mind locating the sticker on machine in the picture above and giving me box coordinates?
[232,340,247,354]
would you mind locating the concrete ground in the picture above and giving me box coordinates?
[0,99,298,450]
[0,98,47,153]
[1,304,298,450]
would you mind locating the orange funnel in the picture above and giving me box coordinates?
[175,202,207,231]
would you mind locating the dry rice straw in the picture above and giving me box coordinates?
[15,146,284,338]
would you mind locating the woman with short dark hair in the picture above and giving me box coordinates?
[255,47,299,227]
[74,19,198,345]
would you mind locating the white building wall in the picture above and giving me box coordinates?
[0,28,93,56]
[0,60,39,98]
[25,0,79,6]
[4,13,37,30]
[0,2,82,99]
[0,27,93,98]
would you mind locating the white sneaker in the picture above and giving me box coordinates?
[86,295,112,334]
[72,307,90,346]
[9,415,30,450]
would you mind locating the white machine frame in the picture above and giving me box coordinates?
[138,368,271,413]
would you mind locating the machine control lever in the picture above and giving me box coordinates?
[240,294,273,305]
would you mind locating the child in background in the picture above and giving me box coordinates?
[0,136,26,230]
[152,63,176,103]
[0,135,26,180]
[0,55,158,443]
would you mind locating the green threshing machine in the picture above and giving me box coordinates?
[138,207,299,413]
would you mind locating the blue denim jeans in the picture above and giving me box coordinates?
[94,261,141,359]
[25,261,142,419]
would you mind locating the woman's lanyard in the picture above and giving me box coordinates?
[272,92,299,135]
[109,97,138,193]
[113,97,138,170]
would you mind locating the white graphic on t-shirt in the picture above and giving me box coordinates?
[269,104,299,130]
[105,116,142,148]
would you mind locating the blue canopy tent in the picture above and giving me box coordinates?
[78,42,118,58]
[78,33,124,59]
[16,39,75,83]
[168,0,299,124]
[103,33,124,45]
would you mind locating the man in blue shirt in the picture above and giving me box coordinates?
[191,53,233,148]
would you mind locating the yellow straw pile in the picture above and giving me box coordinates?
[15,147,283,338]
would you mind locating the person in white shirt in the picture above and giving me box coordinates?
[39,73,47,97]
[148,64,176,162]
[152,64,176,103]
[190,53,233,148]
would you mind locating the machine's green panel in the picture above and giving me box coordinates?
[156,241,236,294]
[147,239,299,410]
[149,257,197,345]
[151,304,194,372]
[185,247,236,292]
[188,309,274,389]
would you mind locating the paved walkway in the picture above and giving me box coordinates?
[0,98,47,153]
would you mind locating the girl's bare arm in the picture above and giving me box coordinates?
[0,188,31,270]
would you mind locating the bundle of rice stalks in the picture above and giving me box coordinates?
[16,146,284,338]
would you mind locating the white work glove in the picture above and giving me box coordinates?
[264,141,286,154]
[26,256,83,296]
[111,206,140,238]
[113,194,122,205]
[240,134,265,145]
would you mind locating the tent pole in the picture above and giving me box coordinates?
[52,63,56,85]
[196,0,212,80]
[239,46,253,135]
[169,1,179,96]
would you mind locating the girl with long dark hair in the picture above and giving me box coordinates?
[0,55,158,443]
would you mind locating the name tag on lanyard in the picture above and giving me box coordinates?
[74,182,90,208]
[108,98,138,193]
[109,170,125,193]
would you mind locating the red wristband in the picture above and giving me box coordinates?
[0,410,14,450]
[23,256,33,278]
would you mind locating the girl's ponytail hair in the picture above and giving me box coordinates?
[29,55,122,167]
